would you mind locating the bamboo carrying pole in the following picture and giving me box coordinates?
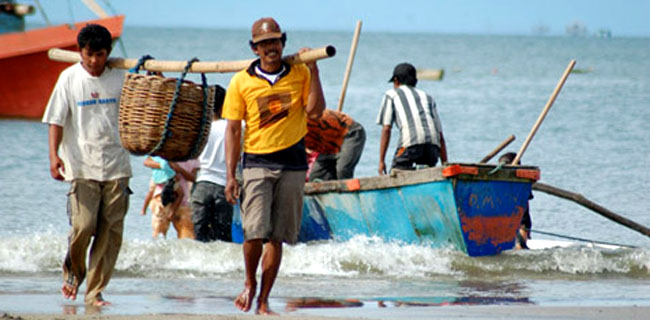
[479,134,515,163]
[48,46,337,73]
[533,182,650,239]
[512,60,576,165]
[337,20,362,112]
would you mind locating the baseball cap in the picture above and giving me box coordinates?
[251,17,283,44]
[388,62,417,83]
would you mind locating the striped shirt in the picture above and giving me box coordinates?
[376,85,443,149]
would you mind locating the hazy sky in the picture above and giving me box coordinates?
[26,0,649,37]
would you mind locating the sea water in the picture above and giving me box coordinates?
[1,27,649,316]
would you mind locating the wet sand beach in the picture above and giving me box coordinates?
[2,292,650,320]
[4,306,650,320]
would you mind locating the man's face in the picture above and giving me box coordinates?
[80,45,109,76]
[253,38,283,68]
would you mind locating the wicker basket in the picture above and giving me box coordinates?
[118,57,213,161]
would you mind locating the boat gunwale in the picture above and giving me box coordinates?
[304,162,540,195]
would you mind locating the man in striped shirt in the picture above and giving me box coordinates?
[377,62,448,175]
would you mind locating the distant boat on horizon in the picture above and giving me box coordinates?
[565,21,587,37]
[0,0,124,119]
[597,28,612,38]
[531,23,550,36]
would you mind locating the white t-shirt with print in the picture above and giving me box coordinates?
[42,63,132,181]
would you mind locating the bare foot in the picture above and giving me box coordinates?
[256,301,279,316]
[61,277,78,300]
[234,285,256,312]
[90,295,112,307]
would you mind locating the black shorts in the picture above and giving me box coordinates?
[392,144,440,170]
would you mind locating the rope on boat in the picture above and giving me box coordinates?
[530,229,637,249]
[487,162,506,175]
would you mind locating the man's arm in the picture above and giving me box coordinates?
[169,162,197,182]
[225,119,242,204]
[439,132,448,164]
[143,156,161,169]
[301,48,325,119]
[48,124,65,181]
[378,125,392,175]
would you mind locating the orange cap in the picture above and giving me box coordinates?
[251,17,283,44]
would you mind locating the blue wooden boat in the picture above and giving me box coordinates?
[232,163,540,257]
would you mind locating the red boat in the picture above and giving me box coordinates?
[0,2,124,119]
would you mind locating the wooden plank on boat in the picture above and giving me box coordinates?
[304,163,540,195]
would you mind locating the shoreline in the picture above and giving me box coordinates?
[4,306,650,320]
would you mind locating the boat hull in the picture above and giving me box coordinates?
[0,15,124,119]
[232,163,539,257]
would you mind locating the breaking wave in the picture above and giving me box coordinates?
[1,233,648,280]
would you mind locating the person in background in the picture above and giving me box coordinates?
[222,17,325,315]
[142,156,198,239]
[499,152,532,250]
[42,24,131,306]
[191,85,234,242]
[306,109,366,181]
[377,62,447,175]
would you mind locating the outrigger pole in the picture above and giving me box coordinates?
[532,182,650,239]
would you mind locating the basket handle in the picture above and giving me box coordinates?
[189,62,211,159]
[129,55,155,73]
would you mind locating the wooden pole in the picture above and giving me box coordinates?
[479,134,515,163]
[337,20,362,112]
[533,182,650,239]
[512,60,575,165]
[82,0,109,18]
[48,46,337,73]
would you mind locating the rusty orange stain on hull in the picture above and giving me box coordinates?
[459,206,524,246]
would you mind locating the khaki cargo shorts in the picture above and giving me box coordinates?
[241,167,306,244]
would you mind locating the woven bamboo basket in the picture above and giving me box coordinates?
[118,57,213,161]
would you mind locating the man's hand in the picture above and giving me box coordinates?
[225,178,240,205]
[378,125,392,176]
[378,161,387,176]
[48,124,65,181]
[299,47,317,71]
[49,154,65,181]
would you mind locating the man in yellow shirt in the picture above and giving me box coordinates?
[222,17,325,315]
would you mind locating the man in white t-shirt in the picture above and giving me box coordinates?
[191,85,234,242]
[42,24,131,307]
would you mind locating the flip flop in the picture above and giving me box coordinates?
[61,275,78,300]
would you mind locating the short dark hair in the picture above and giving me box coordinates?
[389,63,418,87]
[499,152,520,165]
[212,85,226,118]
[77,24,113,52]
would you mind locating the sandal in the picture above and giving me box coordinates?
[61,275,78,300]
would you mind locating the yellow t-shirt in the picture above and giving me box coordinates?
[222,62,311,154]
